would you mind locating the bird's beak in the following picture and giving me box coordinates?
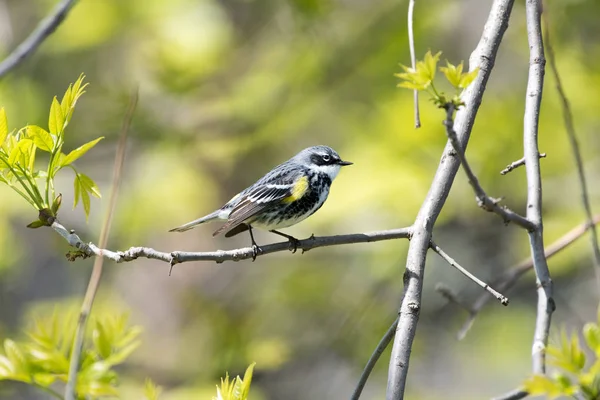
[338,160,353,166]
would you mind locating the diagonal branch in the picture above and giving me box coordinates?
[443,104,534,230]
[0,0,78,79]
[542,7,600,291]
[430,240,508,305]
[351,316,399,400]
[454,215,600,340]
[386,2,516,398]
[499,153,545,175]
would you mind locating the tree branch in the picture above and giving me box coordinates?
[351,316,399,400]
[492,388,529,400]
[454,215,600,340]
[64,90,137,400]
[51,221,414,266]
[407,0,420,128]
[443,104,534,230]
[542,6,600,291]
[499,153,545,175]
[386,1,516,398]
[523,0,553,376]
[430,240,508,305]
[0,0,78,79]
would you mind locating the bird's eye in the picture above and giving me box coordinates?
[322,154,331,162]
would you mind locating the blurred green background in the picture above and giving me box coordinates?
[1,0,600,398]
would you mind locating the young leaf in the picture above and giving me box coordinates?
[144,378,162,400]
[61,74,88,124]
[93,321,112,360]
[459,67,480,89]
[239,362,256,399]
[48,97,65,135]
[51,193,62,215]
[440,61,463,89]
[27,125,54,153]
[0,108,7,147]
[78,172,101,198]
[61,137,104,167]
[523,374,564,399]
[8,138,34,168]
[422,50,442,82]
[4,340,29,377]
[26,220,46,229]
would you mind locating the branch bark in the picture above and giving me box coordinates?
[51,222,413,266]
[523,0,553,376]
[386,1,515,398]
[0,0,78,79]
[542,6,600,291]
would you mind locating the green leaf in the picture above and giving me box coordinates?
[61,137,104,167]
[26,220,46,229]
[27,125,54,153]
[423,50,442,81]
[93,321,112,360]
[78,172,101,198]
[48,97,65,135]
[584,323,600,354]
[0,108,7,147]
[51,193,62,215]
[61,74,88,124]
[105,341,140,365]
[523,375,564,398]
[8,138,34,168]
[459,67,480,89]
[144,378,162,400]
[239,362,255,399]
[4,340,29,377]
[0,354,12,377]
[440,61,463,88]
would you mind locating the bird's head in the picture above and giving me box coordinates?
[295,145,352,180]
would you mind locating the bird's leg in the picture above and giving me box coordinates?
[270,230,301,253]
[247,225,262,261]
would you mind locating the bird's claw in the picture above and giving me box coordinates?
[251,244,263,261]
[288,238,301,253]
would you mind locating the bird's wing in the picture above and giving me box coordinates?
[213,168,304,237]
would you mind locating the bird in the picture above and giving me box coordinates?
[169,145,352,259]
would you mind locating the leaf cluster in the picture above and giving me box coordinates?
[524,310,600,399]
[395,50,479,109]
[0,311,142,399]
[0,74,103,226]
[213,363,256,400]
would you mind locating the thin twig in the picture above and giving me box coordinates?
[443,104,534,230]
[64,90,137,400]
[407,0,420,128]
[542,6,600,292]
[51,223,413,266]
[386,1,516,398]
[430,240,508,305]
[351,316,399,400]
[455,214,600,340]
[0,0,78,79]
[491,388,529,400]
[523,0,553,376]
[500,153,546,175]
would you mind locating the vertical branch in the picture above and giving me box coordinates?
[64,90,138,400]
[0,0,78,79]
[407,0,420,128]
[523,0,553,375]
[542,7,600,291]
[386,1,515,398]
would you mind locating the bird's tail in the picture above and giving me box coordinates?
[168,210,222,232]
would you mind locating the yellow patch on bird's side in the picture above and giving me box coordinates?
[282,176,309,203]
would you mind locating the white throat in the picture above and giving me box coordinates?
[310,164,342,180]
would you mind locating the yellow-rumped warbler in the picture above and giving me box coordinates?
[169,146,352,258]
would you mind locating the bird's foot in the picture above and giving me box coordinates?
[251,244,263,261]
[287,237,301,254]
